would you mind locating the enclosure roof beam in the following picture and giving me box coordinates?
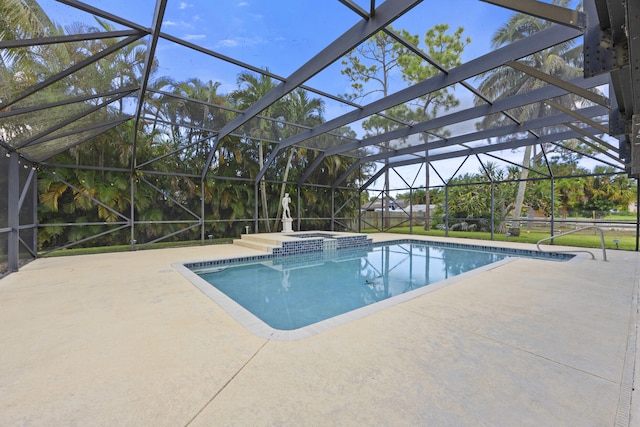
[387,127,602,167]
[0,86,138,119]
[153,34,383,127]
[563,123,619,154]
[146,89,357,142]
[300,76,607,187]
[329,104,606,188]
[203,0,423,180]
[56,0,148,32]
[16,91,133,149]
[543,99,610,135]
[384,27,533,136]
[481,0,586,29]
[360,165,388,191]
[2,34,144,110]
[370,105,606,164]
[546,139,623,170]
[131,0,168,175]
[257,23,583,183]
[338,0,370,19]
[324,74,608,158]
[23,115,133,147]
[32,117,132,162]
[0,29,140,49]
[507,60,609,106]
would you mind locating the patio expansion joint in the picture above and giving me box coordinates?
[184,340,270,427]
[615,260,639,427]
[400,305,619,385]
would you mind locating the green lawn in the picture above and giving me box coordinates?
[40,238,233,257]
[35,226,639,257]
[365,226,638,251]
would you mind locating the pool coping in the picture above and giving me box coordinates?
[174,238,587,341]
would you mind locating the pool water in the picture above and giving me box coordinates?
[196,242,513,330]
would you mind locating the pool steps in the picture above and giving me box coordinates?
[232,232,372,255]
[233,235,280,252]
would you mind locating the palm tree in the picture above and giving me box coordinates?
[0,0,54,65]
[271,88,324,230]
[231,70,285,232]
[475,0,583,224]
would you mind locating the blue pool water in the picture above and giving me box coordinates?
[194,241,568,331]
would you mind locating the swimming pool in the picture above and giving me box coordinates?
[177,239,574,340]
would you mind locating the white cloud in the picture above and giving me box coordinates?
[238,1,249,6]
[215,36,265,49]
[218,39,239,48]
[162,20,193,29]
[179,2,190,9]
[183,34,206,41]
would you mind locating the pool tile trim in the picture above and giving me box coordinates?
[176,238,578,341]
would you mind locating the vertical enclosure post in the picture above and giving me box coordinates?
[7,153,19,272]
[200,178,205,244]
[636,177,640,252]
[550,177,555,244]
[424,153,430,231]
[445,185,449,238]
[32,168,38,254]
[254,182,259,233]
[490,182,495,240]
[358,189,362,233]
[130,175,135,250]
[331,189,335,231]
[297,184,301,231]
[409,188,413,235]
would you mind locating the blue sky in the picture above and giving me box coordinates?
[48,0,520,96]
[43,0,596,190]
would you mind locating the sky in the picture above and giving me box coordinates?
[45,0,517,101]
[39,0,598,193]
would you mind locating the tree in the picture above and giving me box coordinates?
[433,163,518,233]
[231,70,285,232]
[395,24,470,229]
[341,30,406,228]
[475,0,584,225]
[341,25,469,229]
[579,167,635,214]
[272,88,324,230]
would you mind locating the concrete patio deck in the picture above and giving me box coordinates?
[1,233,639,426]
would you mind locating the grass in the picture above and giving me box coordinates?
[364,226,638,251]
[35,224,640,257]
[40,238,233,257]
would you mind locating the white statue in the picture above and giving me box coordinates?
[282,192,292,220]
[281,193,293,232]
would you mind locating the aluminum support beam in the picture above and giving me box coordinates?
[331,104,606,188]
[309,78,607,187]
[203,0,423,180]
[7,153,19,272]
[30,117,133,162]
[544,99,610,135]
[16,92,133,148]
[131,0,168,174]
[0,86,137,119]
[56,0,148,32]
[0,29,140,49]
[507,60,609,106]
[259,24,583,183]
[3,35,144,110]
[386,127,601,169]
[328,74,607,156]
[482,0,586,29]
